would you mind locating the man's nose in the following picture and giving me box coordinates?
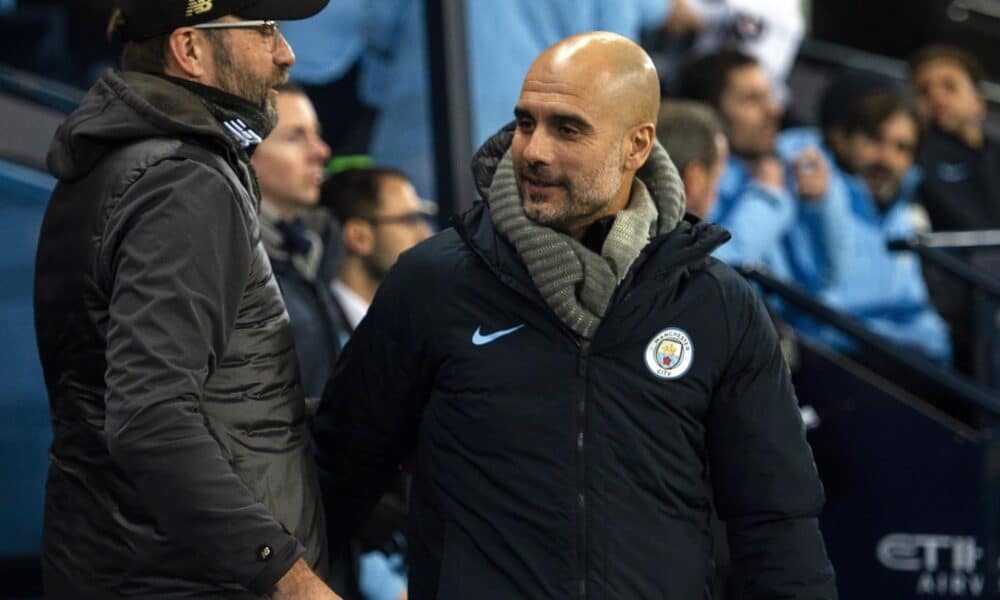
[311,135,331,163]
[274,33,295,68]
[521,129,553,165]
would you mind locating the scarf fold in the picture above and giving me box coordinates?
[487,140,686,339]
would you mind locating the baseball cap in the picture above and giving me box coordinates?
[116,0,329,42]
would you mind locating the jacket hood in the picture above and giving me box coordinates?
[471,121,687,233]
[47,70,238,182]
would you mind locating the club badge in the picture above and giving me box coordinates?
[644,327,694,380]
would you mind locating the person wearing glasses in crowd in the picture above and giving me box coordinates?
[318,167,433,600]
[34,1,340,597]
[320,168,434,334]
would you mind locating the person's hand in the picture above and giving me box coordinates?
[792,148,828,202]
[752,156,785,189]
[271,558,341,599]
[664,0,704,36]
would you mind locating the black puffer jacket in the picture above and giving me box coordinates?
[34,70,326,598]
[315,129,836,598]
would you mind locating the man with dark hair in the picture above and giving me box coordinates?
[34,1,339,597]
[909,44,1000,231]
[315,32,835,599]
[321,168,433,332]
[787,78,952,362]
[675,50,850,294]
[656,99,728,218]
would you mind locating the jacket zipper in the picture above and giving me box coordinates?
[576,338,590,599]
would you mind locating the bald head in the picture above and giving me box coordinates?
[526,32,661,127]
[510,32,662,240]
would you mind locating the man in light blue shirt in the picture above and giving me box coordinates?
[794,85,952,362]
[675,50,851,293]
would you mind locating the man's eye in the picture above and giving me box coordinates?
[559,126,578,137]
[517,119,534,131]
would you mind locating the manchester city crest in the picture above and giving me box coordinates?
[644,328,694,379]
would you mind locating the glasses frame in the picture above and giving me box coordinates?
[362,213,434,228]
[191,19,281,52]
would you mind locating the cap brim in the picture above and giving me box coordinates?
[239,0,330,21]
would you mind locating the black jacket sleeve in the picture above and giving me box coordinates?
[707,274,837,599]
[313,248,437,553]
[100,158,303,594]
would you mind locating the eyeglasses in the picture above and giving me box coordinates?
[363,212,433,228]
[192,20,281,52]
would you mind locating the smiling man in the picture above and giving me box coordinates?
[34,1,339,598]
[314,32,835,599]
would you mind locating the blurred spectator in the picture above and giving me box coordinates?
[687,0,804,104]
[909,44,1000,231]
[362,0,702,199]
[319,167,433,600]
[675,50,850,293]
[322,167,434,331]
[655,99,728,218]
[252,83,346,404]
[279,0,374,155]
[803,83,952,362]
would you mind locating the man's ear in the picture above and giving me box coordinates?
[163,27,211,80]
[342,218,375,256]
[682,161,708,217]
[624,123,656,171]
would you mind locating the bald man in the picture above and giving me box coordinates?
[314,33,836,599]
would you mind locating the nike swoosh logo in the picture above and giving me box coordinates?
[472,324,525,346]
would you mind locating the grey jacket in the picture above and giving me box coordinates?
[35,70,327,598]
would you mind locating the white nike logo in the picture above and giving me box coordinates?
[472,324,525,346]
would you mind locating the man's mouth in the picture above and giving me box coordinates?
[520,172,563,192]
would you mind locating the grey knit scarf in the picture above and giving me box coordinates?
[487,141,686,339]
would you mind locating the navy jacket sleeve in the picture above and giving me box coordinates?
[707,273,837,598]
[100,158,303,594]
[313,247,437,551]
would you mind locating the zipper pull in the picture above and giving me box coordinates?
[577,339,591,376]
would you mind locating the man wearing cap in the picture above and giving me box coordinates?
[34,1,339,598]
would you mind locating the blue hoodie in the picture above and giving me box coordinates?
[710,130,851,294]
[776,128,952,362]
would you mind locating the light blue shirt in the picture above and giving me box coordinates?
[710,129,851,294]
[715,128,952,362]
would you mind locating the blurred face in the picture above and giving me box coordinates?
[718,65,781,159]
[912,58,985,136]
[253,92,331,217]
[203,17,296,126]
[683,133,728,219]
[512,71,628,236]
[702,133,729,212]
[365,176,433,279]
[842,111,919,205]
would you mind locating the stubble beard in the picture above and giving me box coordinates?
[519,141,624,234]
[207,32,285,130]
